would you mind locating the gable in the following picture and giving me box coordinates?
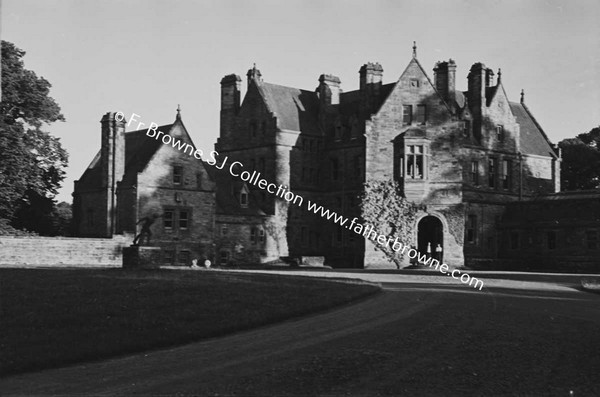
[125,120,215,189]
[375,58,452,123]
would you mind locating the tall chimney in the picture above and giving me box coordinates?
[359,62,383,113]
[317,74,341,106]
[100,112,125,237]
[220,74,241,140]
[433,59,456,103]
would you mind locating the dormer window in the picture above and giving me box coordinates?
[240,191,249,207]
[250,121,257,138]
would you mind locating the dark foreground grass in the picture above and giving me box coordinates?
[0,268,379,376]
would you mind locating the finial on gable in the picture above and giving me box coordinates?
[497,68,502,84]
[412,41,417,58]
[520,89,525,104]
[176,104,181,120]
[246,63,262,87]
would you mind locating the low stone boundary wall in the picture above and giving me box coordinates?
[0,235,132,267]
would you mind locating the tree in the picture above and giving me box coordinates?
[360,180,421,268]
[558,127,600,191]
[0,40,68,234]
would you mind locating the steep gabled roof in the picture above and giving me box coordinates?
[256,82,321,135]
[509,102,557,158]
[121,124,173,185]
[76,150,102,188]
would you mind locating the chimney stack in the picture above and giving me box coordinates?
[433,59,456,103]
[220,74,242,140]
[317,74,341,106]
[359,62,383,113]
[100,112,126,236]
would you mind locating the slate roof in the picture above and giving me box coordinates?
[76,123,173,189]
[257,83,321,135]
[121,124,173,185]
[215,180,267,217]
[509,102,556,158]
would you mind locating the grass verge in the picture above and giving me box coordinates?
[0,268,380,376]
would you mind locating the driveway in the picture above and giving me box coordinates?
[1,271,599,396]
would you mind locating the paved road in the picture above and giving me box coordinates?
[1,271,599,396]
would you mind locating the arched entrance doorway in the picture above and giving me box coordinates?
[417,216,443,263]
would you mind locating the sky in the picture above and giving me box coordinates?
[2,0,599,202]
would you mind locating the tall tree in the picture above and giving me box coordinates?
[0,40,68,234]
[558,126,600,191]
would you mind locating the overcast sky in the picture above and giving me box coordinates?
[3,0,599,202]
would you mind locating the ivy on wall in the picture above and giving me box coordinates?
[360,180,422,267]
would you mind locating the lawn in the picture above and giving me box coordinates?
[0,268,379,376]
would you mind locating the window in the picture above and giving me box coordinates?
[261,121,267,136]
[335,225,343,245]
[416,105,427,125]
[301,226,307,244]
[164,249,175,265]
[510,232,519,249]
[164,210,174,230]
[301,167,306,182]
[410,79,420,88]
[250,227,257,244]
[466,215,477,244]
[402,105,412,125]
[219,251,229,266]
[309,168,315,184]
[250,121,257,137]
[488,158,496,188]
[177,250,190,266]
[547,231,557,250]
[496,125,504,141]
[335,125,342,140]
[173,166,183,185]
[179,211,189,230]
[164,209,189,232]
[330,158,339,180]
[354,155,362,179]
[463,120,471,137]
[471,161,479,186]
[250,158,256,170]
[501,160,511,190]
[86,208,94,228]
[196,173,202,189]
[586,230,598,249]
[240,192,248,207]
[221,224,228,236]
[259,228,265,244]
[259,157,265,174]
[406,145,424,179]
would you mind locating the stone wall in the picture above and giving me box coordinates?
[0,235,132,267]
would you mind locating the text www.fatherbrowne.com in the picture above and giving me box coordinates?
[121,111,484,291]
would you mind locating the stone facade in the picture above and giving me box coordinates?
[73,111,216,266]
[73,46,599,271]
[215,46,573,269]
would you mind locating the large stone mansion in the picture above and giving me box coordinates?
[73,45,600,271]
